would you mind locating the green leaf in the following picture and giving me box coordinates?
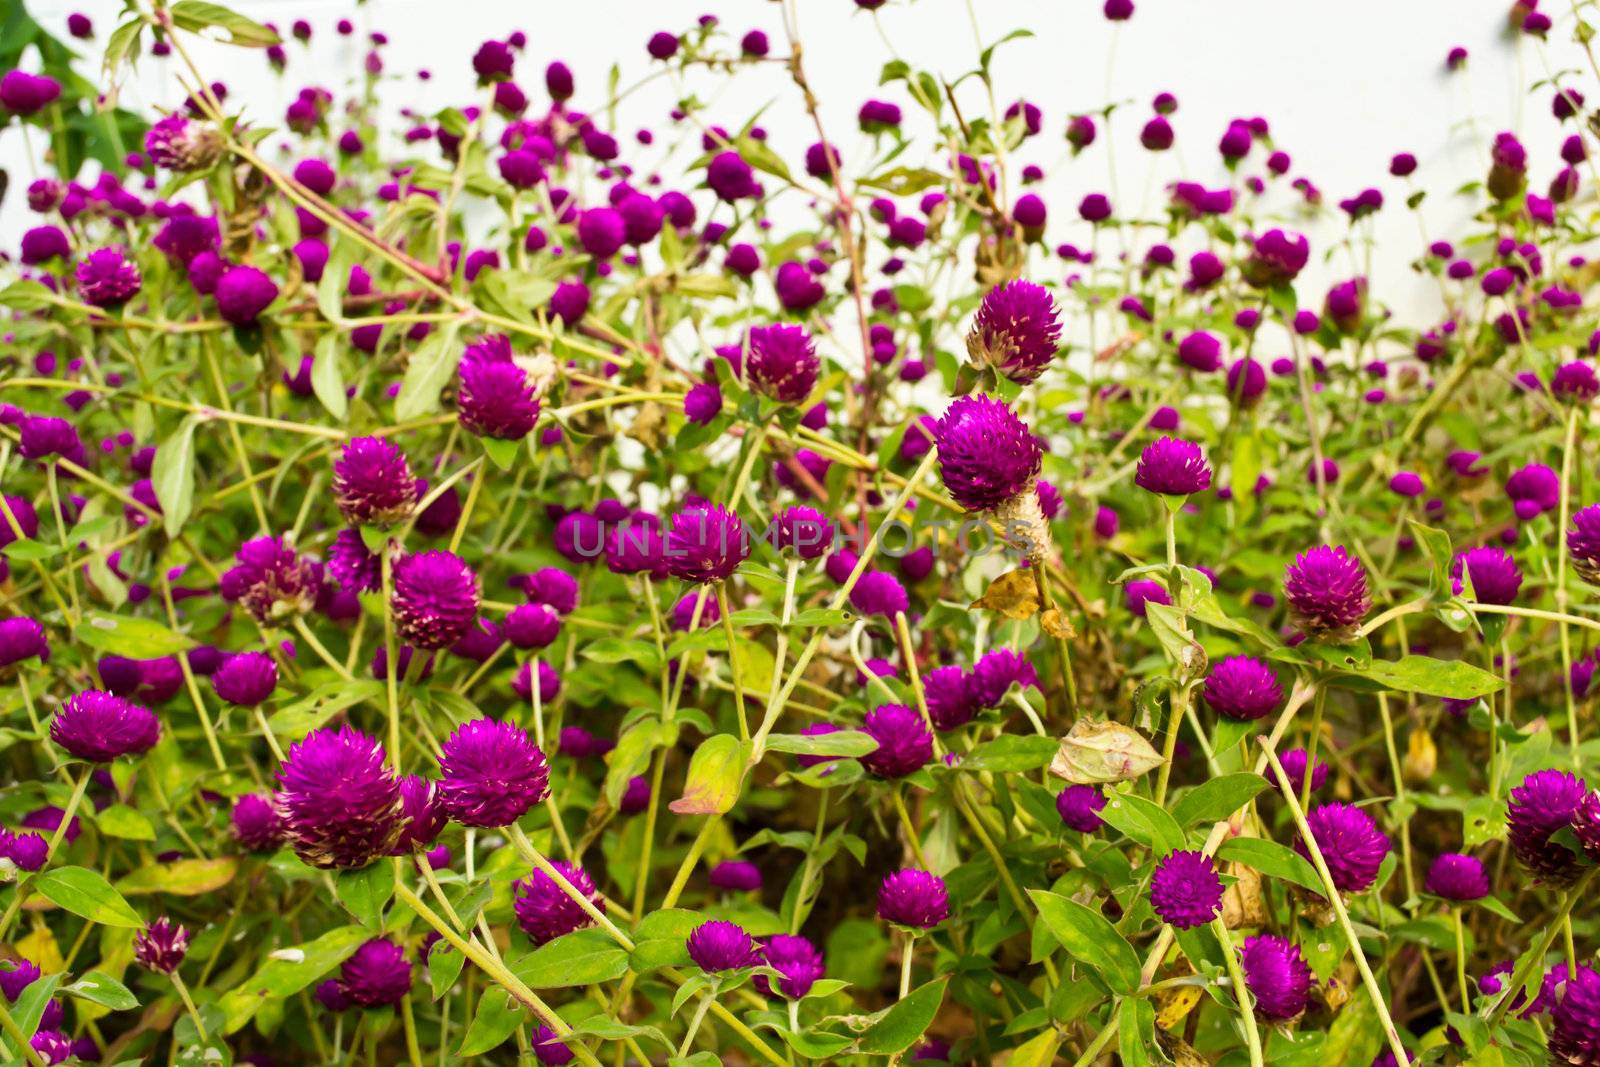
[668,733,750,816]
[394,323,462,422]
[1337,655,1505,699]
[1095,792,1186,855]
[311,331,349,421]
[219,925,369,1032]
[9,973,62,1038]
[73,612,195,659]
[764,731,878,758]
[427,943,466,1000]
[458,985,523,1056]
[64,972,138,1011]
[1409,521,1454,598]
[1215,837,1324,894]
[856,976,948,1055]
[336,863,395,930]
[962,734,1059,772]
[33,867,143,928]
[268,680,386,741]
[1118,997,1155,1067]
[150,413,200,537]
[1170,773,1269,828]
[779,1029,855,1058]
[0,280,57,311]
[511,928,629,988]
[168,1,281,46]
[117,858,238,897]
[1007,1030,1063,1067]
[1027,889,1141,994]
[95,804,156,841]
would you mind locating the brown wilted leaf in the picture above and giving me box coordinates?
[1221,860,1269,928]
[1156,1031,1213,1067]
[1154,978,1202,1031]
[1040,607,1076,639]
[1049,719,1165,784]
[971,568,1039,620]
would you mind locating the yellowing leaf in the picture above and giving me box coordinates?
[970,568,1039,620]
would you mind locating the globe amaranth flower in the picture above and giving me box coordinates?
[756,933,825,999]
[1551,965,1600,1064]
[1508,769,1586,882]
[1507,463,1560,520]
[513,860,604,944]
[1451,546,1522,605]
[968,648,1039,708]
[769,505,835,559]
[1283,545,1370,639]
[1554,361,1600,403]
[327,528,386,593]
[744,324,820,404]
[924,665,976,730]
[221,536,320,623]
[215,265,279,324]
[1276,748,1329,796]
[1296,803,1390,893]
[75,247,142,307]
[606,515,666,577]
[684,381,722,424]
[859,703,933,778]
[1203,656,1282,721]
[231,793,287,851]
[50,691,160,762]
[965,280,1063,385]
[333,437,417,527]
[339,939,412,1007]
[512,659,561,703]
[1057,784,1107,832]
[1241,228,1310,289]
[687,919,759,972]
[276,725,403,868]
[1240,934,1312,1021]
[506,603,561,649]
[1569,504,1600,585]
[1423,852,1489,900]
[1135,436,1211,496]
[531,1025,575,1066]
[18,415,84,464]
[133,918,190,974]
[211,651,278,706]
[665,505,749,583]
[877,869,949,929]
[0,70,61,114]
[0,617,48,670]
[1149,849,1223,929]
[145,114,221,171]
[393,775,447,853]
[391,550,480,650]
[437,718,550,827]
[1125,579,1171,617]
[459,358,540,439]
[850,569,909,618]
[935,394,1041,512]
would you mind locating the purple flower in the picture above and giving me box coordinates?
[1296,803,1390,893]
[520,567,580,615]
[1057,784,1107,832]
[391,551,480,650]
[277,726,403,868]
[505,603,561,649]
[334,437,417,527]
[709,860,763,891]
[1283,546,1370,638]
[967,280,1062,385]
[770,506,835,559]
[1134,436,1211,496]
[514,860,604,944]
[211,651,278,706]
[1554,361,1600,402]
[687,919,759,972]
[393,775,447,853]
[968,649,1038,708]
[0,617,48,669]
[1240,934,1311,1020]
[512,660,561,703]
[459,358,540,440]
[1551,965,1600,1064]
[924,665,976,730]
[706,151,760,201]
[877,869,949,928]
[684,381,722,424]
[745,324,820,404]
[215,265,279,324]
[134,918,190,974]
[1451,546,1521,605]
[76,247,142,307]
[1424,853,1489,901]
[0,71,61,115]
[231,793,286,851]
[757,934,825,999]
[50,691,159,762]
[935,395,1041,512]
[860,703,932,778]
[18,416,83,464]
[665,505,749,583]
[1276,748,1329,795]
[1125,579,1170,617]
[1571,504,1600,585]
[1149,849,1222,928]
[221,536,320,623]
[327,529,385,594]
[1507,464,1560,519]
[1508,770,1587,882]
[339,939,412,1007]
[1177,331,1223,372]
[437,718,550,827]
[1242,228,1310,288]
[472,39,514,82]
[850,570,909,618]
[1203,657,1282,721]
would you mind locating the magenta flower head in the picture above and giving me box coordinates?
[76,247,141,307]
[459,359,540,440]
[1057,784,1107,832]
[966,280,1063,385]
[1283,545,1370,639]
[1134,436,1211,497]
[339,939,412,1007]
[211,652,278,706]
[0,617,48,671]
[1296,803,1390,893]
[1149,849,1222,928]
[277,726,403,868]
[687,919,759,972]
[1554,361,1600,403]
[0,70,61,115]
[860,703,933,778]
[1240,934,1312,1020]
[50,691,159,762]
[514,860,604,944]
[1202,656,1282,721]
[328,529,386,594]
[334,437,417,527]
[391,550,480,650]
[757,934,825,999]
[665,505,749,583]
[231,793,286,851]
[1241,228,1310,288]
[924,665,976,730]
[506,603,561,649]
[745,324,820,404]
[133,918,190,974]
[1276,748,1329,796]
[1508,770,1587,881]
[1177,330,1223,372]
[215,265,279,324]
[1570,504,1600,585]
[1423,853,1489,900]
[709,860,763,891]
[221,536,320,623]
[683,382,722,424]
[18,416,83,464]
[969,648,1039,708]
[850,569,909,618]
[437,718,550,827]
[770,505,835,559]
[935,394,1041,512]
[1489,131,1528,200]
[1508,463,1560,520]
[1550,965,1600,1065]
[144,114,221,171]
[877,869,949,929]
[1451,546,1522,605]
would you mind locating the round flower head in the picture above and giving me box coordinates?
[665,505,749,583]
[133,918,190,974]
[1507,463,1560,519]
[221,536,319,623]
[393,775,447,853]
[29,1031,70,1065]
[1203,656,1282,721]
[756,934,825,999]
[1177,330,1223,372]
[1296,803,1390,893]
[935,394,1042,512]
[512,660,561,703]
[709,860,763,891]
[850,569,909,618]
[513,860,604,944]
[744,324,820,403]
[532,1025,575,1066]
[437,718,550,827]
[770,505,835,559]
[1149,849,1222,928]
[327,529,386,593]
[687,919,758,972]
[1276,748,1329,795]
[1569,788,1600,868]
[231,793,286,851]
[1569,504,1600,585]
[1424,853,1489,900]
[1509,769,1587,881]
[968,648,1039,708]
[215,265,279,324]
[211,651,278,706]
[339,939,412,1007]
[683,381,722,424]
[521,567,580,615]
[1134,436,1211,497]
[505,603,561,649]
[459,358,540,440]
[1283,545,1370,639]
[1551,965,1600,1064]
[144,114,221,171]
[333,437,417,527]
[0,617,48,670]
[1241,228,1310,289]
[17,416,82,464]
[76,247,141,307]
[1240,934,1312,1020]
[877,869,949,928]
[860,703,933,778]
[1125,579,1171,617]
[966,280,1063,385]
[1451,546,1522,605]
[276,726,403,868]
[0,960,40,1002]
[391,550,480,650]
[1554,361,1600,403]
[50,691,160,762]
[924,665,976,730]
[1057,784,1107,832]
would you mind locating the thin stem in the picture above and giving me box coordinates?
[1211,918,1264,1067]
[677,989,717,1057]
[169,971,208,1044]
[717,583,750,742]
[1453,907,1472,1011]
[890,788,930,870]
[899,931,916,999]
[1484,870,1594,1025]
[0,992,48,1067]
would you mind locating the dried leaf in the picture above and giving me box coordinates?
[1040,607,1076,639]
[1403,727,1437,784]
[1221,861,1268,928]
[970,568,1039,620]
[1049,719,1165,784]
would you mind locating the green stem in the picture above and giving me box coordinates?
[717,583,750,742]
[1484,870,1594,1025]
[1211,918,1264,1067]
